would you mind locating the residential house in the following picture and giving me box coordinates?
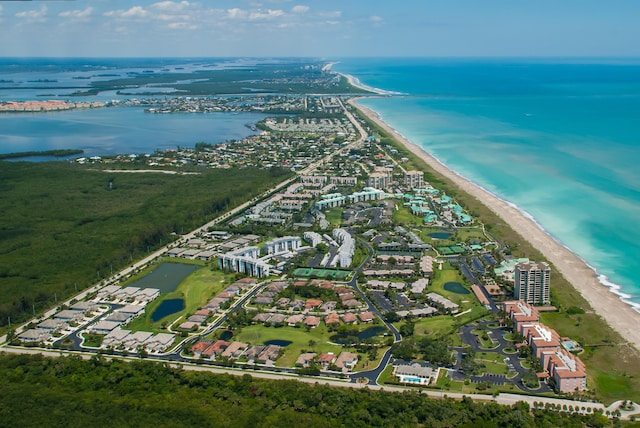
[304,316,321,328]
[295,353,317,368]
[221,341,248,359]
[257,345,281,363]
[335,352,359,371]
[324,312,340,326]
[286,314,305,327]
[341,313,357,324]
[358,312,375,323]
[317,353,336,369]
[202,340,230,359]
[305,299,323,311]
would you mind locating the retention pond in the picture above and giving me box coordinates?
[127,262,200,293]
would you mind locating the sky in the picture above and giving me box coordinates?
[0,0,639,58]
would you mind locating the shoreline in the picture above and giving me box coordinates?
[325,62,395,96]
[348,97,640,351]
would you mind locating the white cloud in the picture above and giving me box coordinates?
[370,15,384,27]
[15,5,48,23]
[319,11,341,19]
[292,5,309,14]
[167,21,198,30]
[249,9,284,20]
[227,8,248,19]
[59,7,93,22]
[152,1,191,12]
[104,6,149,20]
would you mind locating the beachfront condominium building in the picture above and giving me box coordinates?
[404,170,424,189]
[514,262,551,305]
[367,172,390,190]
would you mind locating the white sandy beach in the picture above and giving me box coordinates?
[348,97,640,352]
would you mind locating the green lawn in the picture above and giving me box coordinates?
[471,330,498,349]
[232,324,389,370]
[410,305,488,341]
[412,316,460,339]
[234,324,346,367]
[324,207,344,228]
[476,352,509,375]
[430,265,467,293]
[81,333,104,348]
[392,206,424,227]
[378,364,398,385]
[127,268,232,333]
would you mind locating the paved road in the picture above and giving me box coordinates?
[454,320,552,394]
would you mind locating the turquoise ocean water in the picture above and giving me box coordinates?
[333,58,640,310]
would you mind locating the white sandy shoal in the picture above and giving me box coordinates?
[350,98,640,352]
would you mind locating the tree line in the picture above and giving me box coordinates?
[0,353,612,427]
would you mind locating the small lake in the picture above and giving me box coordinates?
[219,331,233,341]
[264,340,292,347]
[428,232,452,239]
[330,326,387,345]
[151,298,185,322]
[127,262,199,293]
[443,282,470,294]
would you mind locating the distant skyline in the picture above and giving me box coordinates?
[1,0,639,58]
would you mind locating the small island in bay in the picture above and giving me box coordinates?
[0,99,106,113]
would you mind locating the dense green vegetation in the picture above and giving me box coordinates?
[73,64,370,96]
[0,161,292,328]
[0,353,611,427]
[0,149,83,160]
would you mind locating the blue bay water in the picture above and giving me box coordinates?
[334,58,640,308]
[0,108,268,158]
[0,58,280,157]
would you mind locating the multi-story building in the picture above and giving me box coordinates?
[404,170,424,189]
[367,172,390,190]
[503,300,540,330]
[522,323,562,358]
[264,236,302,255]
[219,246,270,277]
[300,175,328,186]
[329,176,357,186]
[514,261,551,305]
[540,348,587,392]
